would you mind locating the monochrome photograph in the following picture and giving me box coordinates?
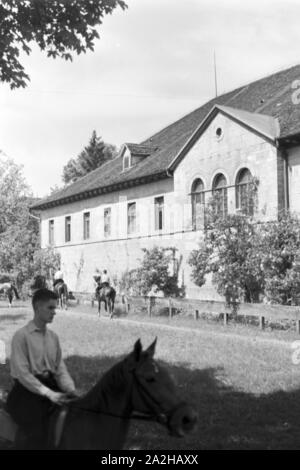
[0,0,300,454]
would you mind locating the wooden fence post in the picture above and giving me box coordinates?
[125,296,130,315]
[91,299,94,308]
[195,310,199,320]
[297,319,300,335]
[168,298,172,319]
[259,315,265,330]
[148,296,153,317]
[224,312,229,326]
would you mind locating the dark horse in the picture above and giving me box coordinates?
[53,281,68,310]
[96,286,116,318]
[0,339,198,449]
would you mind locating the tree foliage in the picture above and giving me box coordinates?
[0,0,127,89]
[132,246,183,297]
[62,130,117,184]
[0,156,38,283]
[258,214,300,305]
[0,155,60,293]
[189,207,300,308]
[189,214,264,308]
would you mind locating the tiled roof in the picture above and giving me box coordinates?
[32,64,300,210]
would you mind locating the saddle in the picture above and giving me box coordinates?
[0,405,68,449]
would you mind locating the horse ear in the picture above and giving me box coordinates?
[133,339,142,361]
[146,337,157,357]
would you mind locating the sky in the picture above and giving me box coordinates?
[1,0,300,197]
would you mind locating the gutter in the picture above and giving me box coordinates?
[276,138,289,211]
[30,170,171,211]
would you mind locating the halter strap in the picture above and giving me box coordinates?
[64,368,180,424]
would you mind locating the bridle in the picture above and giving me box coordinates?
[64,366,183,426]
[130,368,185,426]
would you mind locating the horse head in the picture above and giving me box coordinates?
[126,338,198,437]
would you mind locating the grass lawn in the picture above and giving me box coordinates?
[1,301,300,449]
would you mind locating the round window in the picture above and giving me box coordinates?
[215,127,223,139]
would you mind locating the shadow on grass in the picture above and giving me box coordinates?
[2,354,300,450]
[64,355,300,450]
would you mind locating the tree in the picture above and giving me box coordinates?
[62,130,117,183]
[133,246,183,297]
[258,214,300,305]
[0,0,127,89]
[0,156,40,286]
[188,195,300,308]
[189,213,265,308]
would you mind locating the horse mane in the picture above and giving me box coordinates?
[75,355,131,412]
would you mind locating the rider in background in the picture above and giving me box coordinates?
[53,268,64,288]
[101,270,110,289]
[93,269,101,298]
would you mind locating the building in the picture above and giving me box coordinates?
[32,64,300,299]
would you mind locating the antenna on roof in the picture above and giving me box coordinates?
[214,50,218,97]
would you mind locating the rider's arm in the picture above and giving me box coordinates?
[10,330,57,399]
[54,338,76,394]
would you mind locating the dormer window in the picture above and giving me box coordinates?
[122,143,157,172]
[123,154,130,171]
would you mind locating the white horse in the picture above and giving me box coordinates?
[0,283,19,307]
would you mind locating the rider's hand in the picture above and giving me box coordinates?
[46,390,68,405]
[65,390,80,399]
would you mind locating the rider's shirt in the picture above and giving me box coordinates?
[54,270,63,280]
[101,274,110,284]
[10,320,75,397]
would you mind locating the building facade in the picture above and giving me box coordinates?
[32,65,300,299]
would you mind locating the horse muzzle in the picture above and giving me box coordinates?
[167,403,198,437]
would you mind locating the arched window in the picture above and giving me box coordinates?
[191,178,205,230]
[235,168,254,216]
[212,173,228,218]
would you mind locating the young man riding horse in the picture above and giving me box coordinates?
[5,288,78,449]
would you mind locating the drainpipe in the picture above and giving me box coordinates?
[281,147,289,212]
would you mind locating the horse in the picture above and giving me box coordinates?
[53,281,68,310]
[95,285,116,318]
[29,275,48,295]
[0,338,198,449]
[0,283,19,307]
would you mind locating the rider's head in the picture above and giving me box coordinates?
[103,269,107,274]
[32,288,58,326]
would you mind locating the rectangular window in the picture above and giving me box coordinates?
[83,212,90,240]
[65,216,71,242]
[104,208,111,238]
[155,196,164,231]
[127,202,136,234]
[48,219,54,245]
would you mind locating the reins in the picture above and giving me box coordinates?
[62,369,172,424]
